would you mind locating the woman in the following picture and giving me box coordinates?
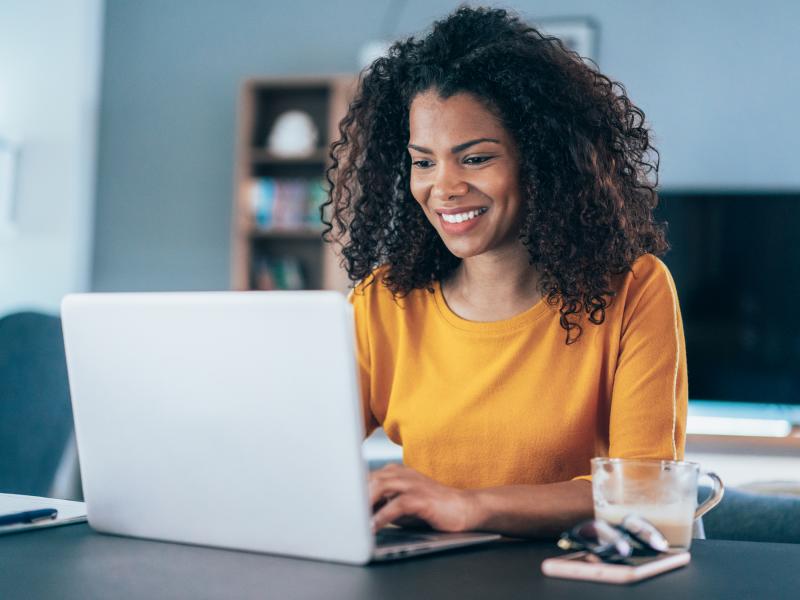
[321,6,687,538]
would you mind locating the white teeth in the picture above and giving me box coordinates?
[441,208,486,224]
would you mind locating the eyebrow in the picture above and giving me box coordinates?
[407,138,501,155]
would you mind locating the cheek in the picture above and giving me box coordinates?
[497,173,523,211]
[409,179,429,210]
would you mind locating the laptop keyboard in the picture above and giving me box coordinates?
[374,528,435,547]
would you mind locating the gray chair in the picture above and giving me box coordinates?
[701,486,800,544]
[0,311,81,499]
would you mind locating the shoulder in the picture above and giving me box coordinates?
[612,253,674,294]
[612,253,679,323]
[346,264,392,306]
[346,264,410,317]
[631,253,669,278]
[637,253,676,292]
[347,264,433,325]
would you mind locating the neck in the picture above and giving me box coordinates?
[443,244,542,319]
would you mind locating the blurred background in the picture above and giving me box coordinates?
[1,1,798,513]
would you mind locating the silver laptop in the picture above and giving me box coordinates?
[61,291,499,564]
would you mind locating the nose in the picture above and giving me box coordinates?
[431,164,469,202]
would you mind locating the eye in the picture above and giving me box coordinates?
[464,155,493,165]
[411,159,433,169]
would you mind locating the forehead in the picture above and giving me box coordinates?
[408,91,507,143]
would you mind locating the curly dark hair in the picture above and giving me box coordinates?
[321,4,668,344]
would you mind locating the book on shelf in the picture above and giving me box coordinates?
[248,177,327,230]
[253,256,306,290]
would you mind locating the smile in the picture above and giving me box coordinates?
[440,207,488,223]
[437,207,489,235]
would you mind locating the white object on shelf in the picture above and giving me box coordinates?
[266,110,319,158]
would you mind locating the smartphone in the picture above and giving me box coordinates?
[541,551,691,584]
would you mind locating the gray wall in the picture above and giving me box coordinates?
[92,0,800,292]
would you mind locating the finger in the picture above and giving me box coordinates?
[369,472,417,500]
[378,462,402,471]
[391,515,432,530]
[369,462,402,475]
[369,476,414,508]
[368,466,416,497]
[369,464,412,483]
[371,495,424,532]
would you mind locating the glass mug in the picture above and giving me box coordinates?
[591,457,725,551]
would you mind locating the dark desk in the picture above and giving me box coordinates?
[2,524,798,599]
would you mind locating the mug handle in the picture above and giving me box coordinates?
[695,471,725,519]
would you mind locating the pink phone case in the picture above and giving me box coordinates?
[541,551,691,584]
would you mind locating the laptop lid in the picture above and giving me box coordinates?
[62,291,374,564]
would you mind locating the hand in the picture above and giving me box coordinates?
[369,464,478,533]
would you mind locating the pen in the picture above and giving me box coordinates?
[0,508,58,527]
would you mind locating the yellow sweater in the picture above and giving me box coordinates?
[348,253,687,489]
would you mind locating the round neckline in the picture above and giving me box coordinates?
[432,279,551,333]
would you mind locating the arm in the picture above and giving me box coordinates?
[607,257,688,460]
[469,479,593,537]
[369,465,593,538]
[348,287,379,439]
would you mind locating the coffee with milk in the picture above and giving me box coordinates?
[591,458,724,551]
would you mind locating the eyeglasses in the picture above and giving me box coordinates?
[557,515,670,564]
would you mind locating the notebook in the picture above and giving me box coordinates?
[0,493,87,535]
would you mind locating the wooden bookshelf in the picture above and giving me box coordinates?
[231,75,358,292]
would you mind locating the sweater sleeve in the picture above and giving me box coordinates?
[607,257,688,462]
[348,285,379,438]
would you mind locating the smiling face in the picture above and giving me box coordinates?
[407,90,525,260]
